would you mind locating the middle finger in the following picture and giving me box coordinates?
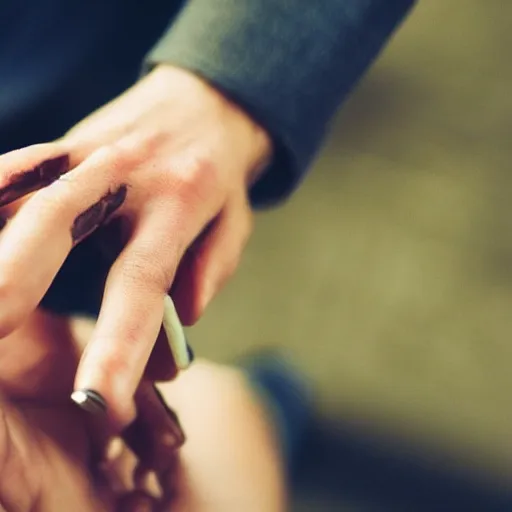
[0,148,129,336]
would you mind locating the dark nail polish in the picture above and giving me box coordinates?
[71,389,107,415]
[103,184,127,217]
[71,184,127,243]
[122,384,185,471]
[72,201,104,241]
[0,154,70,207]
[37,154,70,184]
[186,342,195,363]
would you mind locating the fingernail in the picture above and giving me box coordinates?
[0,154,70,207]
[187,341,194,363]
[71,389,107,415]
[71,184,128,243]
[122,383,185,472]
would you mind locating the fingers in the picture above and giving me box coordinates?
[73,217,174,428]
[172,194,253,325]
[0,148,128,337]
[0,144,71,208]
[122,382,185,473]
[98,383,184,510]
[72,164,216,428]
[1,140,250,440]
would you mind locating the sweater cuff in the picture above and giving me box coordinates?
[145,0,415,207]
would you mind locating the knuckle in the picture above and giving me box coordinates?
[108,147,134,179]
[127,130,163,158]
[96,142,140,180]
[98,133,164,183]
[100,349,134,379]
[173,155,222,204]
[33,176,73,212]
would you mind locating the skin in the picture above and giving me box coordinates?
[0,312,286,511]
[0,65,272,428]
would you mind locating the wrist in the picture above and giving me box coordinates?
[149,64,273,186]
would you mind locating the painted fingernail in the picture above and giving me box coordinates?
[71,389,107,415]
[0,154,70,207]
[186,341,195,363]
[122,384,185,472]
[71,184,127,243]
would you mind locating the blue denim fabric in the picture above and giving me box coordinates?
[241,352,312,476]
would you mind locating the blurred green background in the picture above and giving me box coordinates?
[191,2,512,509]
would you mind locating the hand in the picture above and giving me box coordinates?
[0,65,272,427]
[0,312,112,511]
[0,314,285,512]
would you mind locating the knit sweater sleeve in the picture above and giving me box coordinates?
[145,0,416,206]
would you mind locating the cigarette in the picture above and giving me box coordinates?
[162,295,191,370]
